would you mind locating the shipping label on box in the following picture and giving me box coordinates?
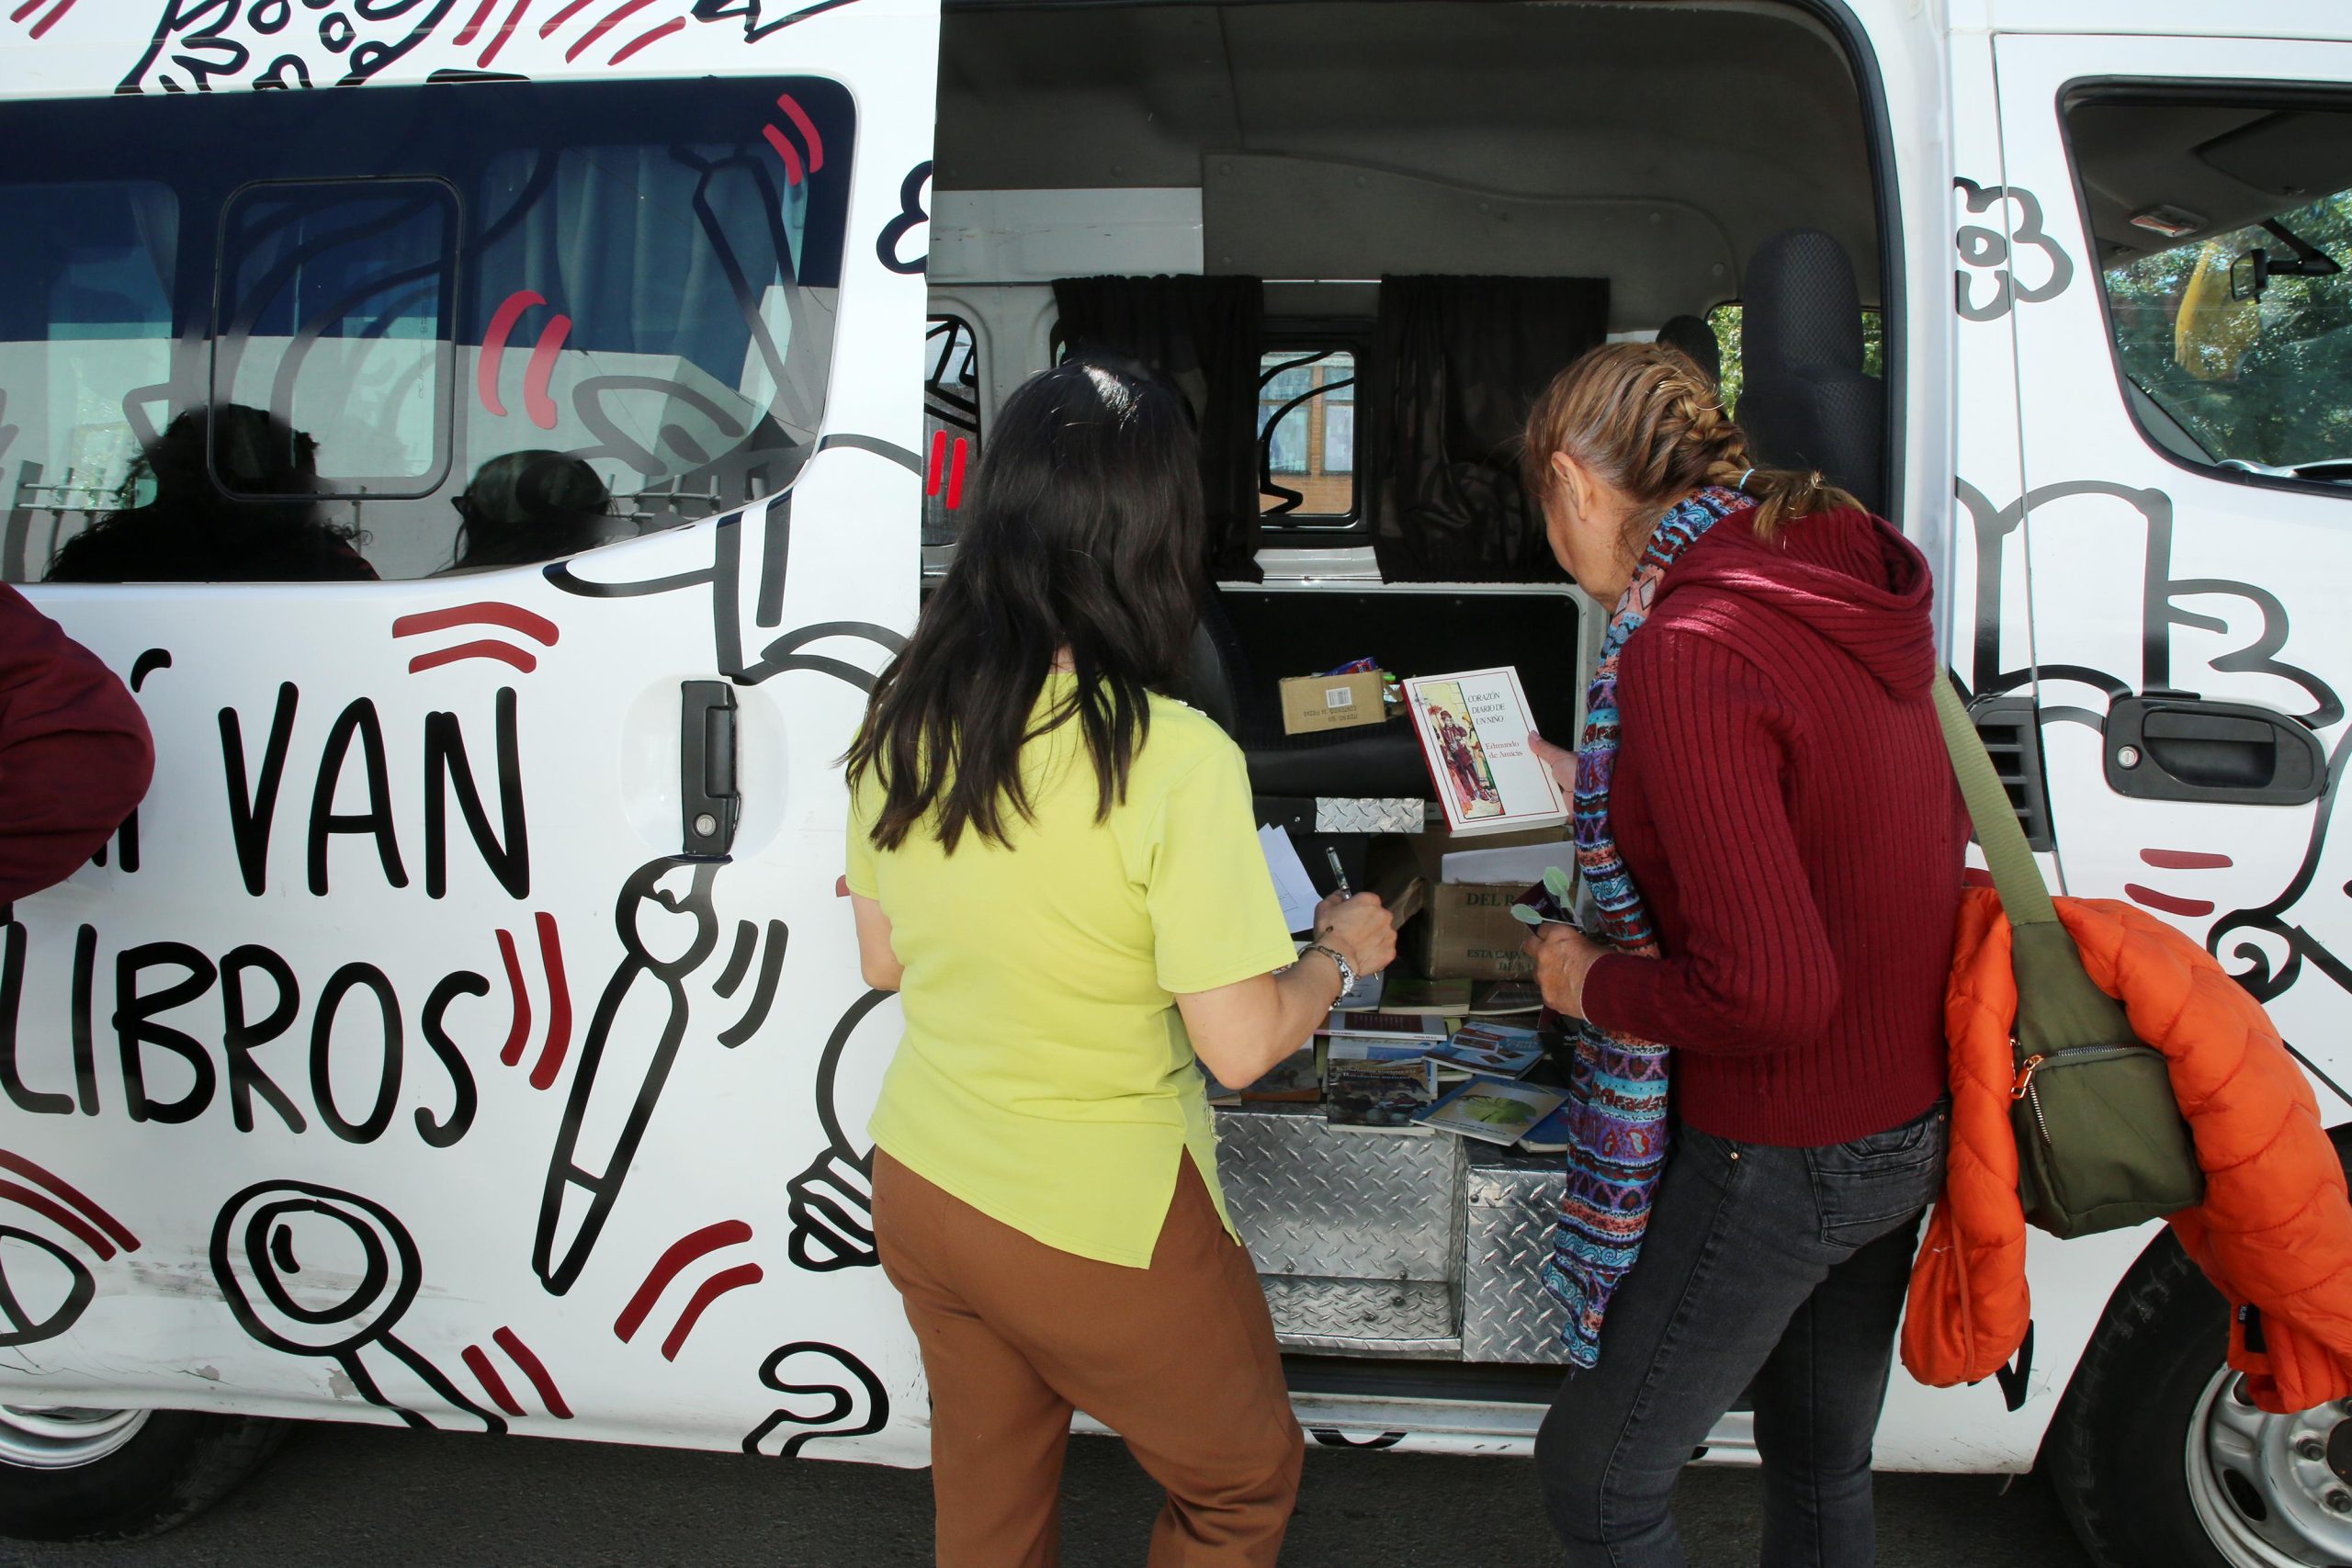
[1279,671,1388,735]
[1417,882,1538,981]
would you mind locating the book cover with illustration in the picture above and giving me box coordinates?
[1239,1043,1322,1102]
[1425,1022,1545,1078]
[1325,1056,1439,1133]
[1401,668,1568,837]
[1415,1075,1569,1145]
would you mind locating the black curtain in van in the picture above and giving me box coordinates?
[1052,275,1265,581]
[1373,275,1611,581]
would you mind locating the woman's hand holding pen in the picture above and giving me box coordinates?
[1314,891,1396,981]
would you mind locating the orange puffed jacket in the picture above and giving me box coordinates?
[1902,887,2352,1415]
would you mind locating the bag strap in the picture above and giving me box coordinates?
[1932,671,2135,1060]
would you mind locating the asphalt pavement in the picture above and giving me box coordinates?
[2,1421,2093,1567]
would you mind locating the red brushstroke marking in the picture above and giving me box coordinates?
[479,290,547,417]
[461,1345,528,1418]
[776,94,825,173]
[8,0,44,21]
[0,1151,137,1251]
[614,1220,753,1343]
[528,912,573,1091]
[496,929,533,1067]
[28,0,72,35]
[0,1179,114,1261]
[569,0,656,62]
[761,124,806,186]
[480,0,533,64]
[408,640,538,676]
[2125,883,2215,919]
[525,315,571,432]
[609,15,681,63]
[2142,849,2234,871]
[662,1263,764,1362]
[945,438,968,510]
[924,429,945,495]
[454,0,501,44]
[539,0,596,35]
[393,602,560,647]
[493,1327,573,1419]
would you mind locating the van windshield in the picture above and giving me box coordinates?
[2102,193,2352,479]
[0,77,853,582]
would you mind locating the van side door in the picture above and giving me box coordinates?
[0,8,937,1459]
[1985,29,2352,1114]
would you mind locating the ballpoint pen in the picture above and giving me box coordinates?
[1325,845,1352,900]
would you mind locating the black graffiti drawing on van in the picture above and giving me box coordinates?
[1956,476,2340,727]
[543,491,908,691]
[211,1179,507,1433]
[785,987,893,1272]
[534,857,787,1294]
[741,1340,888,1456]
[0,1150,140,1351]
[109,0,876,91]
[1953,178,2075,321]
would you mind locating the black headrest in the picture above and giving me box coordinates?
[1744,229,1866,380]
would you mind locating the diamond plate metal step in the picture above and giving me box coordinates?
[1262,1275,1460,1357]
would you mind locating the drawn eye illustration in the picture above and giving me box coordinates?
[0,1228,95,1350]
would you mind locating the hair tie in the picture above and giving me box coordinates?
[1736,468,1755,492]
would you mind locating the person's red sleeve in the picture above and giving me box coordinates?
[0,587,155,903]
[1577,625,1839,1055]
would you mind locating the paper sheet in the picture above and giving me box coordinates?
[1259,824,1322,934]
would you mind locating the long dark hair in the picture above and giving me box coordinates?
[846,358,1207,852]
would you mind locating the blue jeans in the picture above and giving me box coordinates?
[1534,1100,1950,1568]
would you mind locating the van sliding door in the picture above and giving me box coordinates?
[0,6,939,1461]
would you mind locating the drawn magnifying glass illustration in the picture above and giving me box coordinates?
[210,1180,503,1434]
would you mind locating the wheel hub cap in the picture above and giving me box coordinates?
[2188,1368,2352,1565]
[0,1404,149,1471]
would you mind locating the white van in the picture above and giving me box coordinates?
[0,2,2346,1563]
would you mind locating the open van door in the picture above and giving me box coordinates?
[0,2,939,1508]
[1983,28,2352,1568]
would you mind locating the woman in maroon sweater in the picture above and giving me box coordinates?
[1520,344,1965,1568]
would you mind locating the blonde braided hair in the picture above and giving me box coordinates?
[1521,341,1858,543]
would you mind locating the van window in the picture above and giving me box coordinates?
[1703,302,1883,417]
[922,314,980,546]
[0,77,854,583]
[1257,346,1358,526]
[2066,96,2352,485]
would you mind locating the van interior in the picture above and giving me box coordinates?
[925,0,1889,1393]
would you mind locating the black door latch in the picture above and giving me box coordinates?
[681,680,741,859]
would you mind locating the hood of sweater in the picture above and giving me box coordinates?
[1654,502,1939,698]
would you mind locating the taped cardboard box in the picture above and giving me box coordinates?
[1278,671,1389,735]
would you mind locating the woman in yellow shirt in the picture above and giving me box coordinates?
[845,359,1395,1568]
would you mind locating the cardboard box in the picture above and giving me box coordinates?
[1415,882,1538,981]
[1278,671,1389,735]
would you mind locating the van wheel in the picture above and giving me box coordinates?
[2048,1231,2352,1567]
[0,1405,288,1541]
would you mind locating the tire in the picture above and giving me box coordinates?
[0,1405,288,1542]
[2049,1227,2352,1567]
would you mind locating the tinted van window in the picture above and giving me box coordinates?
[0,77,853,582]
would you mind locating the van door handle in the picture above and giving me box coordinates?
[2104,693,2324,806]
[681,680,741,858]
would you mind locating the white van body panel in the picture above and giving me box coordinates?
[0,1,939,1463]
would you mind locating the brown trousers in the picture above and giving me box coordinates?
[873,1148,1305,1567]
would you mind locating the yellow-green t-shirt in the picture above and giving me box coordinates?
[846,680,1296,1267]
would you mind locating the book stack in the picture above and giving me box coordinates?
[1204,998,1572,1154]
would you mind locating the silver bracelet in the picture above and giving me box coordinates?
[1301,942,1356,998]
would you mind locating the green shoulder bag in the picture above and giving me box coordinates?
[1934,674,2205,1239]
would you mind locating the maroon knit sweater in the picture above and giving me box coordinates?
[1578,504,1967,1147]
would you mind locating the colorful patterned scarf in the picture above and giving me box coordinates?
[1543,485,1748,1367]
